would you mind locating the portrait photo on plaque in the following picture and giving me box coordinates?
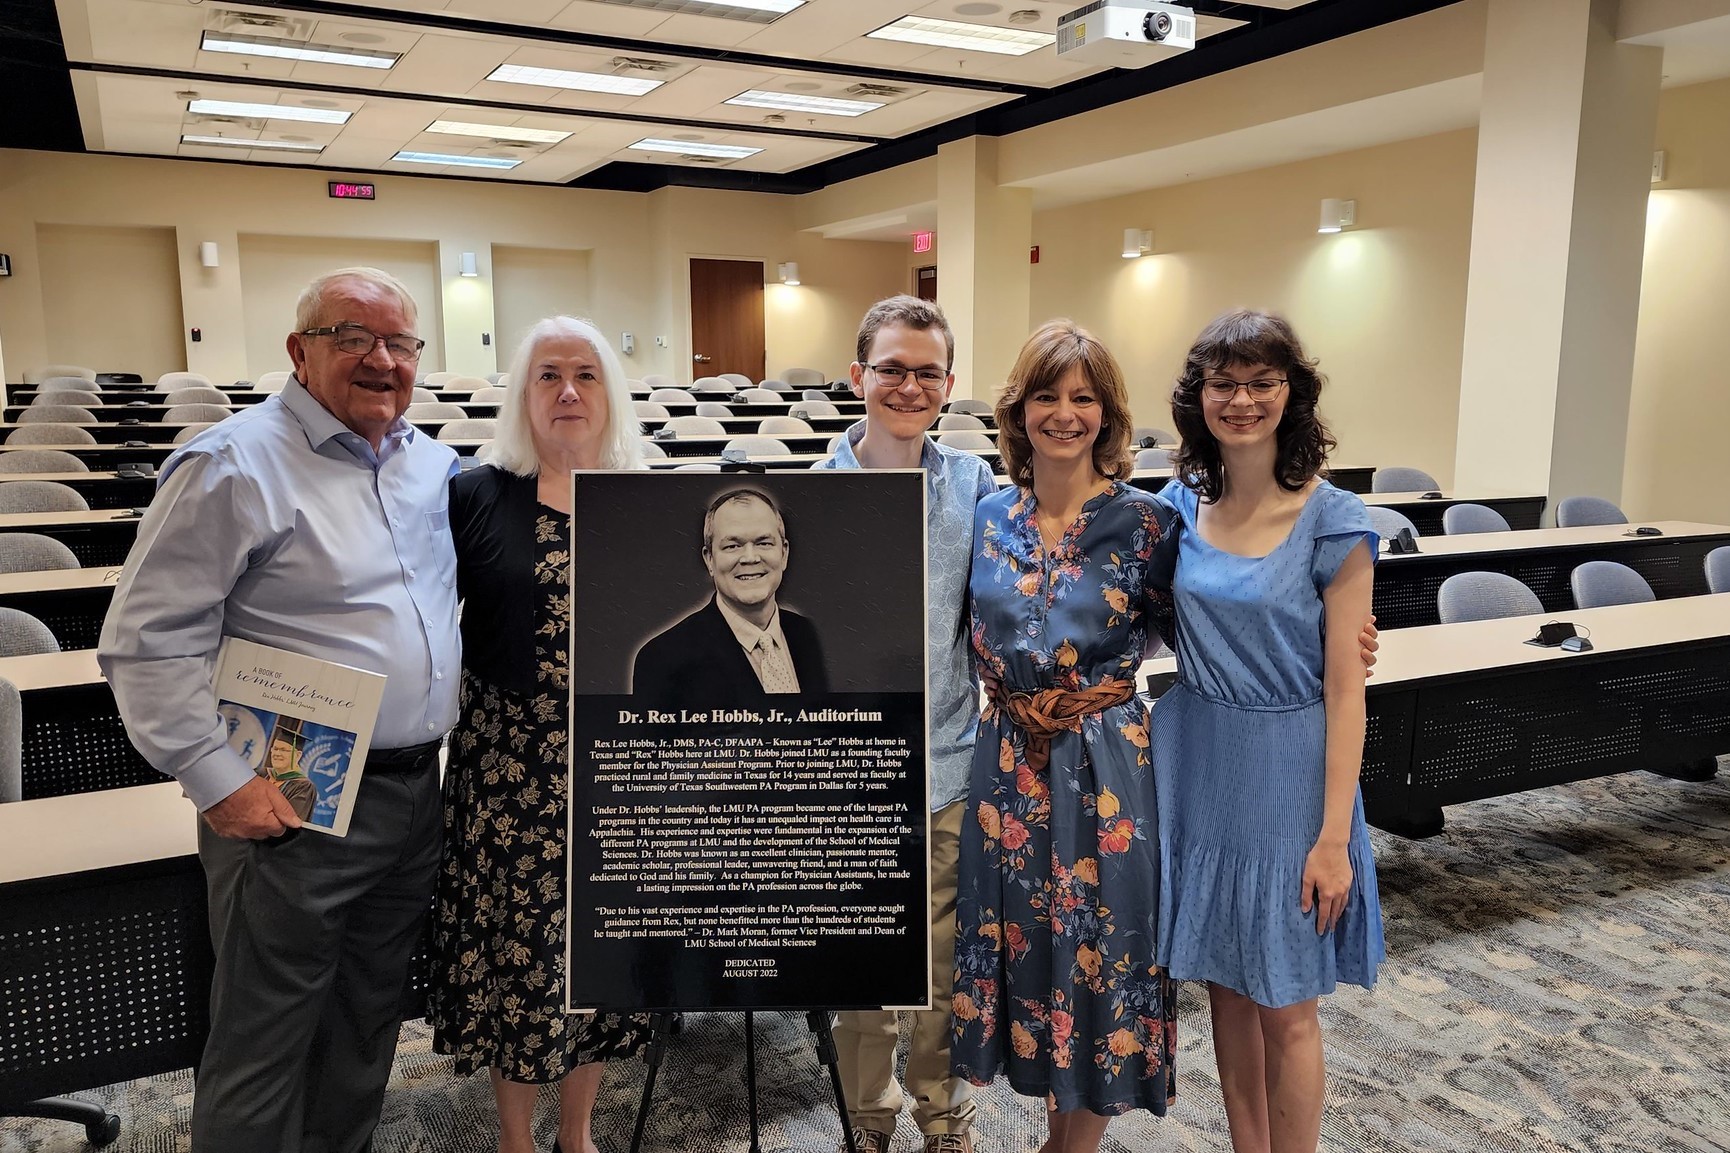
[565,470,931,1014]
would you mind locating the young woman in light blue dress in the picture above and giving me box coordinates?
[1151,309,1385,1153]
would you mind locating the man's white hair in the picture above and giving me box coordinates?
[294,266,418,333]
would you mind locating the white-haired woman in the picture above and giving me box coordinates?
[429,316,649,1153]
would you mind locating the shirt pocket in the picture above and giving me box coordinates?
[425,505,457,587]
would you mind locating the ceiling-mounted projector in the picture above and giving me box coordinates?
[1056,0,1197,67]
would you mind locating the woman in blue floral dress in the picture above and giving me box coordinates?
[952,320,1180,1151]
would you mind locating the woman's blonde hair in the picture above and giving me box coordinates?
[994,319,1134,483]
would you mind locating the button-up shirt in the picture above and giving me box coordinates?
[715,597,801,693]
[98,376,461,812]
[815,420,999,811]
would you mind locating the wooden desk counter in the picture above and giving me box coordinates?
[1362,489,1547,533]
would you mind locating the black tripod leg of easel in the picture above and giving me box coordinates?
[808,1010,858,1153]
[746,1011,761,1153]
[629,1012,676,1153]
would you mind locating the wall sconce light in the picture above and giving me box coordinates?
[1121,228,1153,259]
[459,251,479,277]
[777,261,801,285]
[0,254,11,278]
[1318,199,1357,234]
[198,241,220,268]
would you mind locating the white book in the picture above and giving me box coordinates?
[213,638,388,838]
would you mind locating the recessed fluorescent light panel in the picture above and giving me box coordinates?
[867,15,1053,56]
[724,90,884,117]
[199,33,398,69]
[392,151,522,169]
[629,138,762,159]
[181,134,325,152]
[426,120,572,144]
[589,0,802,22]
[188,99,351,125]
[486,64,662,97]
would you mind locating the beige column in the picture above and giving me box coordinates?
[176,226,248,383]
[1453,0,1662,506]
[936,138,1032,400]
[437,240,497,378]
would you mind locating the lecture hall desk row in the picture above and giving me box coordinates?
[6,592,1730,1121]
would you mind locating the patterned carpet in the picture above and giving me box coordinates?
[6,763,1729,1153]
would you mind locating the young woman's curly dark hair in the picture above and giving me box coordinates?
[1169,309,1337,502]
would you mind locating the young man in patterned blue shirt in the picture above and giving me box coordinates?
[815,296,997,1153]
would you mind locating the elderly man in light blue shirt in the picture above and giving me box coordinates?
[815,296,996,1153]
[99,266,458,1153]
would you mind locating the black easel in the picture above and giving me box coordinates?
[629,1010,858,1153]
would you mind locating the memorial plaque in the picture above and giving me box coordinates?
[565,471,931,1012]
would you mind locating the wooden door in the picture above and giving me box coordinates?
[915,265,937,301]
[689,258,765,382]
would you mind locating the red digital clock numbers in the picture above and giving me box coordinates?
[328,182,376,200]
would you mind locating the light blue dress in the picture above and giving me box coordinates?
[1151,479,1385,1008]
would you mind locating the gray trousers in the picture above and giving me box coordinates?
[192,752,441,1153]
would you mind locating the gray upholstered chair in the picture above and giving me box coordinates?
[255,371,292,392]
[1136,447,1174,470]
[640,441,667,460]
[32,389,103,408]
[0,450,88,474]
[673,463,721,471]
[691,376,734,394]
[663,415,727,437]
[471,386,509,404]
[649,388,692,405]
[1555,496,1628,527]
[626,380,650,396]
[1437,572,1543,624]
[162,386,231,407]
[782,367,826,387]
[1134,426,1176,446]
[1570,560,1656,609]
[0,532,80,573]
[1366,506,1420,542]
[1372,466,1440,493]
[163,403,232,423]
[718,373,753,390]
[410,387,439,404]
[739,388,784,404]
[436,419,498,442]
[800,389,831,403]
[36,364,97,382]
[694,402,734,419]
[1442,503,1511,534]
[759,380,795,393]
[6,425,97,446]
[421,371,456,386]
[826,434,845,454]
[1707,547,1730,595]
[405,402,468,421]
[937,430,995,451]
[723,435,793,458]
[758,416,814,435]
[0,606,61,657]
[937,413,986,431]
[0,675,20,803]
[0,481,90,514]
[642,374,675,389]
[18,405,98,425]
[792,399,841,418]
[443,376,490,393]
[173,423,218,444]
[633,401,671,420]
[157,371,213,389]
[947,399,992,416]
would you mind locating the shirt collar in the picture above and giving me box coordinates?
[714,595,788,652]
[281,374,416,465]
[835,418,947,492]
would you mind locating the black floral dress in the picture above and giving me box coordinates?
[430,510,651,1083]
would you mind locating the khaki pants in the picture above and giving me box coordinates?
[834,799,976,1138]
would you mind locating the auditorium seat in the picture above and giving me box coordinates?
[724,436,792,459]
[758,416,814,435]
[0,607,61,657]
[1134,425,1175,445]
[1135,447,1174,470]
[0,450,88,474]
[162,386,231,407]
[1442,503,1511,533]
[948,399,993,417]
[1708,547,1730,595]
[738,389,783,404]
[162,403,231,424]
[410,387,439,404]
[791,400,841,418]
[437,419,498,442]
[443,376,490,393]
[32,389,102,408]
[172,423,218,444]
[782,368,826,387]
[649,388,691,405]
[18,406,98,426]
[1373,466,1440,493]
[1437,572,1543,624]
[156,372,212,389]
[1555,496,1629,527]
[6,425,97,446]
[0,533,80,574]
[422,371,456,386]
[255,371,292,392]
[691,377,733,395]
[633,401,670,420]
[1570,560,1656,609]
[405,403,468,421]
[718,373,753,390]
[0,481,90,514]
[471,386,508,404]
[662,415,727,437]
[33,365,97,383]
[937,413,986,431]
[937,430,994,452]
[1366,506,1420,541]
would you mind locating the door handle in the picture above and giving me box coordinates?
[693,354,712,363]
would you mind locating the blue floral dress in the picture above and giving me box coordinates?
[951,482,1180,1116]
[1151,479,1385,1008]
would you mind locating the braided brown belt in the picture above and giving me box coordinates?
[990,678,1136,772]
